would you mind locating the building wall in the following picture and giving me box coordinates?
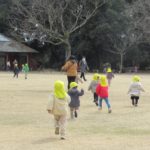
[0,53,28,70]
[0,53,6,70]
[0,52,38,70]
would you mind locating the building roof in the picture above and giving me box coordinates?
[0,34,38,53]
[0,34,10,42]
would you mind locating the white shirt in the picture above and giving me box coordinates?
[128,82,144,96]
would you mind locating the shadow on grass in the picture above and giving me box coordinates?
[123,105,143,109]
[32,137,58,144]
[123,105,134,108]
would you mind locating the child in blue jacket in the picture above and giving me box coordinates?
[68,82,84,119]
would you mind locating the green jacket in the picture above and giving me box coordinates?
[23,64,29,73]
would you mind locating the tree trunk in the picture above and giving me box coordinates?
[64,39,71,60]
[119,53,124,73]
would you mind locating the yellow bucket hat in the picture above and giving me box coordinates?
[70,82,78,89]
[133,76,140,82]
[100,75,108,86]
[107,68,112,73]
[93,73,100,81]
[54,80,67,99]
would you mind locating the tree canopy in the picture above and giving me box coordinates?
[0,0,150,71]
[9,0,109,59]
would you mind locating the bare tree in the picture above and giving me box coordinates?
[106,1,146,73]
[117,0,150,72]
[107,31,137,73]
[128,0,150,42]
[9,0,109,59]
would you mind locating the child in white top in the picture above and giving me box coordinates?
[128,76,145,107]
[88,73,100,106]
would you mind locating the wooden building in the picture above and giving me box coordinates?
[0,34,38,70]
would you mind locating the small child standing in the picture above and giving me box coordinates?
[88,73,100,106]
[13,63,19,78]
[106,67,114,86]
[127,76,145,107]
[68,82,84,119]
[47,80,70,140]
[22,63,29,79]
[96,75,112,113]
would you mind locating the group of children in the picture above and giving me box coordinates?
[13,63,29,79]
[47,67,145,140]
[88,73,112,113]
[47,80,84,139]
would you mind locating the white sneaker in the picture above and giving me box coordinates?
[98,107,102,111]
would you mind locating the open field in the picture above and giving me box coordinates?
[0,72,150,150]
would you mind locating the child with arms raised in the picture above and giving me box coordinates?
[68,82,84,119]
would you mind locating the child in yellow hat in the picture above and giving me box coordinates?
[106,67,114,86]
[96,75,112,113]
[47,80,70,140]
[88,73,100,106]
[22,63,29,79]
[68,82,84,119]
[128,76,145,107]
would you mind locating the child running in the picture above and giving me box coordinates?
[127,75,145,107]
[106,67,114,86]
[96,75,112,113]
[88,73,100,106]
[47,80,70,140]
[68,82,84,119]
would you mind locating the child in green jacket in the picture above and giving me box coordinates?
[22,63,29,79]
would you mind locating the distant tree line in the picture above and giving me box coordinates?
[0,0,150,72]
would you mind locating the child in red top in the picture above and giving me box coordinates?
[96,75,112,113]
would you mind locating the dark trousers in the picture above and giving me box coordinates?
[93,93,98,106]
[131,96,139,106]
[67,76,76,89]
[13,70,19,78]
[13,72,18,78]
[80,72,86,81]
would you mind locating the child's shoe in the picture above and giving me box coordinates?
[74,111,78,118]
[95,101,98,106]
[55,127,59,135]
[108,108,112,113]
[60,137,65,140]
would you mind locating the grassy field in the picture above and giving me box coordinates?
[0,71,150,150]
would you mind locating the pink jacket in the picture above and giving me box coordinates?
[96,84,108,98]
